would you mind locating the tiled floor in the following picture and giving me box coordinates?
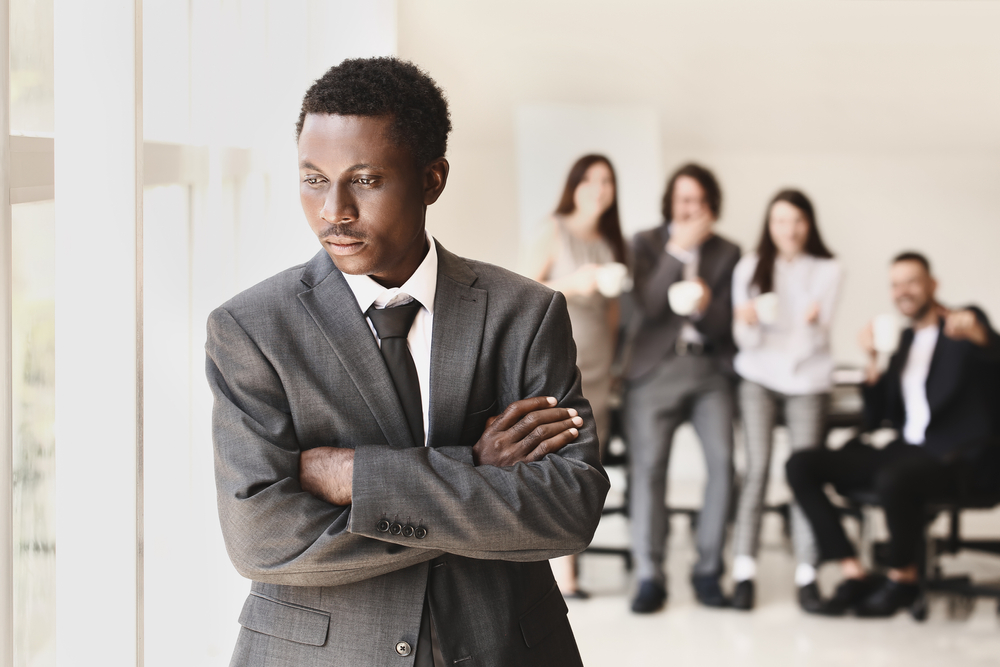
[566,469,1000,667]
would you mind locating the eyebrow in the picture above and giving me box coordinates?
[298,161,385,172]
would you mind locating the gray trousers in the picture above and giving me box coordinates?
[625,354,735,584]
[733,380,825,567]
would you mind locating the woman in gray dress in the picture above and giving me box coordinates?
[523,154,628,598]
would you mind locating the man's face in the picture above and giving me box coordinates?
[889,260,936,319]
[297,113,448,288]
[671,175,714,223]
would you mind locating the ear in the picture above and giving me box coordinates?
[423,158,449,205]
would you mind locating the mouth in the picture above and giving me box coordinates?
[324,237,365,255]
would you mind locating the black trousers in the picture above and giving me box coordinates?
[785,439,961,568]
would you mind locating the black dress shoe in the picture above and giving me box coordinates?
[820,575,886,616]
[631,580,667,614]
[732,580,755,610]
[855,580,920,618]
[797,582,825,614]
[691,574,730,608]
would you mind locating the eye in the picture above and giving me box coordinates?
[303,175,326,186]
[356,176,378,186]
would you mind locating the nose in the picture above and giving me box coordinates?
[320,181,358,224]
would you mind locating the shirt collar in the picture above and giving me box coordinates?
[342,233,438,314]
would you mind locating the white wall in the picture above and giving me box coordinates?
[141,2,397,665]
[398,0,1000,367]
[514,104,663,242]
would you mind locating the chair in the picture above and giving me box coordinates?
[844,489,1000,621]
[581,430,633,570]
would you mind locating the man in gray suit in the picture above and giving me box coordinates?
[624,164,741,613]
[206,58,609,667]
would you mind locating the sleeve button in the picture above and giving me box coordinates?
[389,522,402,535]
[402,524,414,538]
[414,526,427,539]
[376,519,390,533]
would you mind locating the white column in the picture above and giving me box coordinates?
[0,0,14,665]
[53,1,143,666]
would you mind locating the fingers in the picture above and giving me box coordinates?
[697,281,712,313]
[511,413,583,454]
[489,396,558,432]
[944,311,967,338]
[522,426,581,463]
[505,407,580,441]
[944,310,984,344]
[804,302,821,324]
[736,302,757,325]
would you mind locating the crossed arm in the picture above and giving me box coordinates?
[300,396,585,505]
[207,291,609,588]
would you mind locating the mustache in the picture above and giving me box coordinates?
[318,223,366,242]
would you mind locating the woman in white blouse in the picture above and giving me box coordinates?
[729,189,841,611]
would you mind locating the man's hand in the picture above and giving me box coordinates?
[943,308,988,346]
[300,447,355,505]
[667,214,714,253]
[692,277,712,315]
[473,396,583,467]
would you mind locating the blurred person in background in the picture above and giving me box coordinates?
[729,189,840,612]
[786,252,1000,617]
[624,163,741,612]
[524,154,628,599]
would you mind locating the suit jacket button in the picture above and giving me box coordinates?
[402,524,414,538]
[414,526,427,539]
[395,641,412,656]
[376,520,390,533]
[389,522,402,535]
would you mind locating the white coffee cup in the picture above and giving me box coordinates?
[754,292,779,325]
[668,280,704,316]
[873,312,902,353]
[595,262,629,298]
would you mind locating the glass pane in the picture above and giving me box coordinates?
[11,200,56,667]
[10,0,55,134]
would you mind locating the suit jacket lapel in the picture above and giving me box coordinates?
[926,317,960,414]
[296,250,414,449]
[428,242,487,448]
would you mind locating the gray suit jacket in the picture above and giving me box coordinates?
[206,242,610,667]
[625,226,741,381]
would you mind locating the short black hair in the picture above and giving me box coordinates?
[296,57,452,166]
[892,251,931,273]
[661,163,723,222]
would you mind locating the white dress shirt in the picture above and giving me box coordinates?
[343,234,437,445]
[900,324,938,445]
[732,253,841,395]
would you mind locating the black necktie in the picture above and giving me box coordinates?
[367,300,424,448]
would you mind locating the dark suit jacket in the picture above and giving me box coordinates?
[863,306,1000,490]
[206,242,610,667]
[625,225,741,381]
